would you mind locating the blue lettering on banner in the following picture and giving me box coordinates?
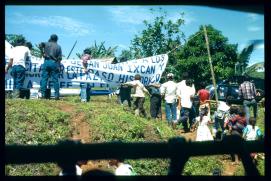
[103,64,123,71]
[155,74,161,82]
[159,62,165,71]
[101,72,114,81]
[88,61,100,69]
[59,64,64,75]
[86,73,92,80]
[67,71,73,79]
[127,65,132,73]
[33,63,38,73]
[72,73,77,79]
[48,81,54,88]
[108,73,114,81]
[141,76,150,85]
[133,65,140,73]
[25,62,31,72]
[93,71,99,80]
[117,74,134,83]
[117,74,128,83]
[140,65,155,74]
[70,60,81,66]
[102,72,107,80]
[142,58,148,64]
[67,82,72,88]
[27,80,33,88]
[60,82,66,88]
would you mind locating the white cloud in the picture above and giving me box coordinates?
[247,13,259,22]
[167,11,196,25]
[247,26,261,32]
[255,43,264,50]
[107,6,152,25]
[9,13,93,36]
[107,6,196,26]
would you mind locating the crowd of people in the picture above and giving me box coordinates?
[116,72,263,165]
[6,34,263,173]
[5,34,63,100]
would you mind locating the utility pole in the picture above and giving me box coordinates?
[203,26,219,105]
[67,40,77,59]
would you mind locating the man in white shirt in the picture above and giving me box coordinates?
[177,79,196,132]
[5,37,31,98]
[123,74,150,117]
[160,73,178,127]
[176,72,196,121]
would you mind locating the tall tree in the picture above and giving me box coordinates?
[127,8,186,81]
[176,25,238,89]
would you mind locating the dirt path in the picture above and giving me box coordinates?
[58,102,239,175]
[58,103,90,143]
[57,102,109,173]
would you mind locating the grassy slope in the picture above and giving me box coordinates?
[5,99,72,176]
[5,96,265,175]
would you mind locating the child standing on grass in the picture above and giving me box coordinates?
[227,108,247,164]
[243,117,263,164]
[194,107,214,141]
[223,106,239,137]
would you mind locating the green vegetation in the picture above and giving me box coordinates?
[5,99,72,176]
[5,96,265,175]
[245,62,264,79]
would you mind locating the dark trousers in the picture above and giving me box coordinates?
[40,60,60,99]
[11,65,26,98]
[150,95,162,119]
[134,97,147,117]
[243,99,257,124]
[179,107,195,130]
[121,97,131,107]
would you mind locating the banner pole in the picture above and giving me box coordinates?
[203,26,218,105]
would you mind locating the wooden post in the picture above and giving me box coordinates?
[203,26,218,104]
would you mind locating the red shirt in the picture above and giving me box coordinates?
[198,89,210,103]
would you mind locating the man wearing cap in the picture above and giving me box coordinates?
[5,37,31,98]
[39,34,62,100]
[160,73,178,127]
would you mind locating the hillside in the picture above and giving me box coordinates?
[246,62,264,79]
[5,96,265,176]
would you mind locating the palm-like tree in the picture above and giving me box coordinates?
[76,41,118,59]
[236,39,263,76]
[235,44,254,75]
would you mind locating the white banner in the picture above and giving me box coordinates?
[5,54,168,91]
